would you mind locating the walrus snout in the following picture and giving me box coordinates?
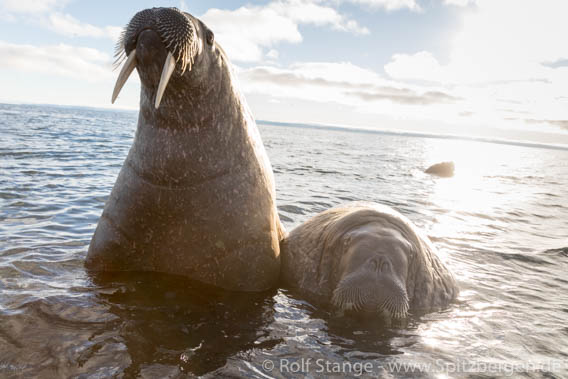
[332,262,410,319]
[112,7,201,108]
[135,29,167,76]
[120,7,198,65]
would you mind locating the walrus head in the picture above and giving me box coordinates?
[331,230,410,319]
[112,7,219,109]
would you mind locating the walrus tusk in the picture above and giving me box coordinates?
[111,49,137,104]
[155,52,176,109]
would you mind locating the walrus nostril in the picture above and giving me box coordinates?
[380,259,391,274]
[369,258,379,272]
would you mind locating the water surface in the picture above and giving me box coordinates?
[1,103,567,377]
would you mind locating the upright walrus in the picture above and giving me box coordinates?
[86,7,285,291]
[281,202,458,319]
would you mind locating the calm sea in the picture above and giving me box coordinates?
[1,103,567,378]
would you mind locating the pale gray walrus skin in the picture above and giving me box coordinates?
[281,202,458,318]
[85,7,285,291]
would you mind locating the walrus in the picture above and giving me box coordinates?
[86,7,284,291]
[425,161,455,177]
[280,202,458,319]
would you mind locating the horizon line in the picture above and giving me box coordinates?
[2,101,568,152]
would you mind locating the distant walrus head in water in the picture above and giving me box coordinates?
[280,202,458,320]
[86,8,285,291]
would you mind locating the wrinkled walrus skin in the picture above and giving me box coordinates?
[280,202,458,315]
[86,8,285,291]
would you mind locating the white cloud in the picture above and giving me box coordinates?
[342,0,421,11]
[45,12,121,40]
[287,61,383,84]
[266,49,279,60]
[383,0,568,127]
[0,0,67,13]
[385,51,446,82]
[1,0,120,41]
[268,0,369,34]
[0,40,113,81]
[201,0,368,62]
[442,0,477,6]
[239,61,459,119]
[202,6,302,62]
[386,0,568,83]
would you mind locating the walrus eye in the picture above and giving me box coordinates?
[206,30,214,45]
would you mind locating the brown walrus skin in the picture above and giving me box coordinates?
[425,161,455,177]
[280,202,458,318]
[86,7,285,291]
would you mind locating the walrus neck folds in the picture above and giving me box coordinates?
[137,58,235,130]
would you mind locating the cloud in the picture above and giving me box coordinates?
[0,0,67,13]
[442,0,477,6]
[268,0,369,33]
[385,51,446,82]
[44,12,121,40]
[200,0,368,62]
[341,0,421,11]
[543,59,568,69]
[0,40,113,81]
[383,0,568,129]
[385,1,568,84]
[1,0,120,41]
[525,119,568,130]
[201,6,301,62]
[240,62,458,107]
[348,90,459,105]
[266,49,279,60]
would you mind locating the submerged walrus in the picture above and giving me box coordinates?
[281,202,458,318]
[86,7,284,291]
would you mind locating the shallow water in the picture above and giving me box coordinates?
[1,103,567,378]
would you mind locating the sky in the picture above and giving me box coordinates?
[1,0,568,145]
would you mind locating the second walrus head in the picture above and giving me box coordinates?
[331,226,411,319]
[280,202,459,321]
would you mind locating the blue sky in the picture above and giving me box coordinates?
[1,0,567,145]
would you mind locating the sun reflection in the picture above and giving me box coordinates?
[425,140,499,209]
[420,138,538,246]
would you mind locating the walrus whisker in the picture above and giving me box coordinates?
[378,293,409,319]
[155,8,199,75]
[113,30,127,69]
[155,52,176,109]
[112,49,137,104]
[375,292,405,319]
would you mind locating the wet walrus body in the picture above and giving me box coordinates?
[281,202,458,318]
[86,7,284,291]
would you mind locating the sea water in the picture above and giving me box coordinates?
[1,103,567,377]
